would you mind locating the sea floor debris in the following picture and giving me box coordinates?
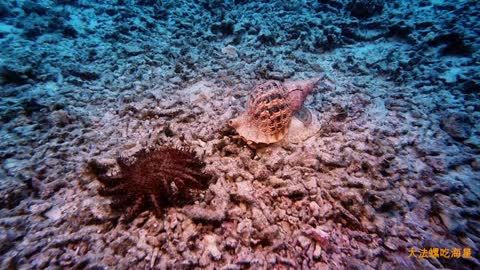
[0,0,479,269]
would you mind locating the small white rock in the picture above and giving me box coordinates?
[204,234,222,261]
[44,206,62,221]
[313,243,322,259]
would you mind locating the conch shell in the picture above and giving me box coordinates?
[229,78,321,147]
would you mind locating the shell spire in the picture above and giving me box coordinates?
[284,77,321,112]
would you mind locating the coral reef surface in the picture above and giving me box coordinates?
[0,0,479,269]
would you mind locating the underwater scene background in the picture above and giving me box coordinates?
[0,0,479,269]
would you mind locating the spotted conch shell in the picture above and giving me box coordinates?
[229,78,321,146]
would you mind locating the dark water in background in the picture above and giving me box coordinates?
[0,0,479,269]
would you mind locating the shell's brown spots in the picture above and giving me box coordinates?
[229,78,320,146]
[243,81,293,140]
